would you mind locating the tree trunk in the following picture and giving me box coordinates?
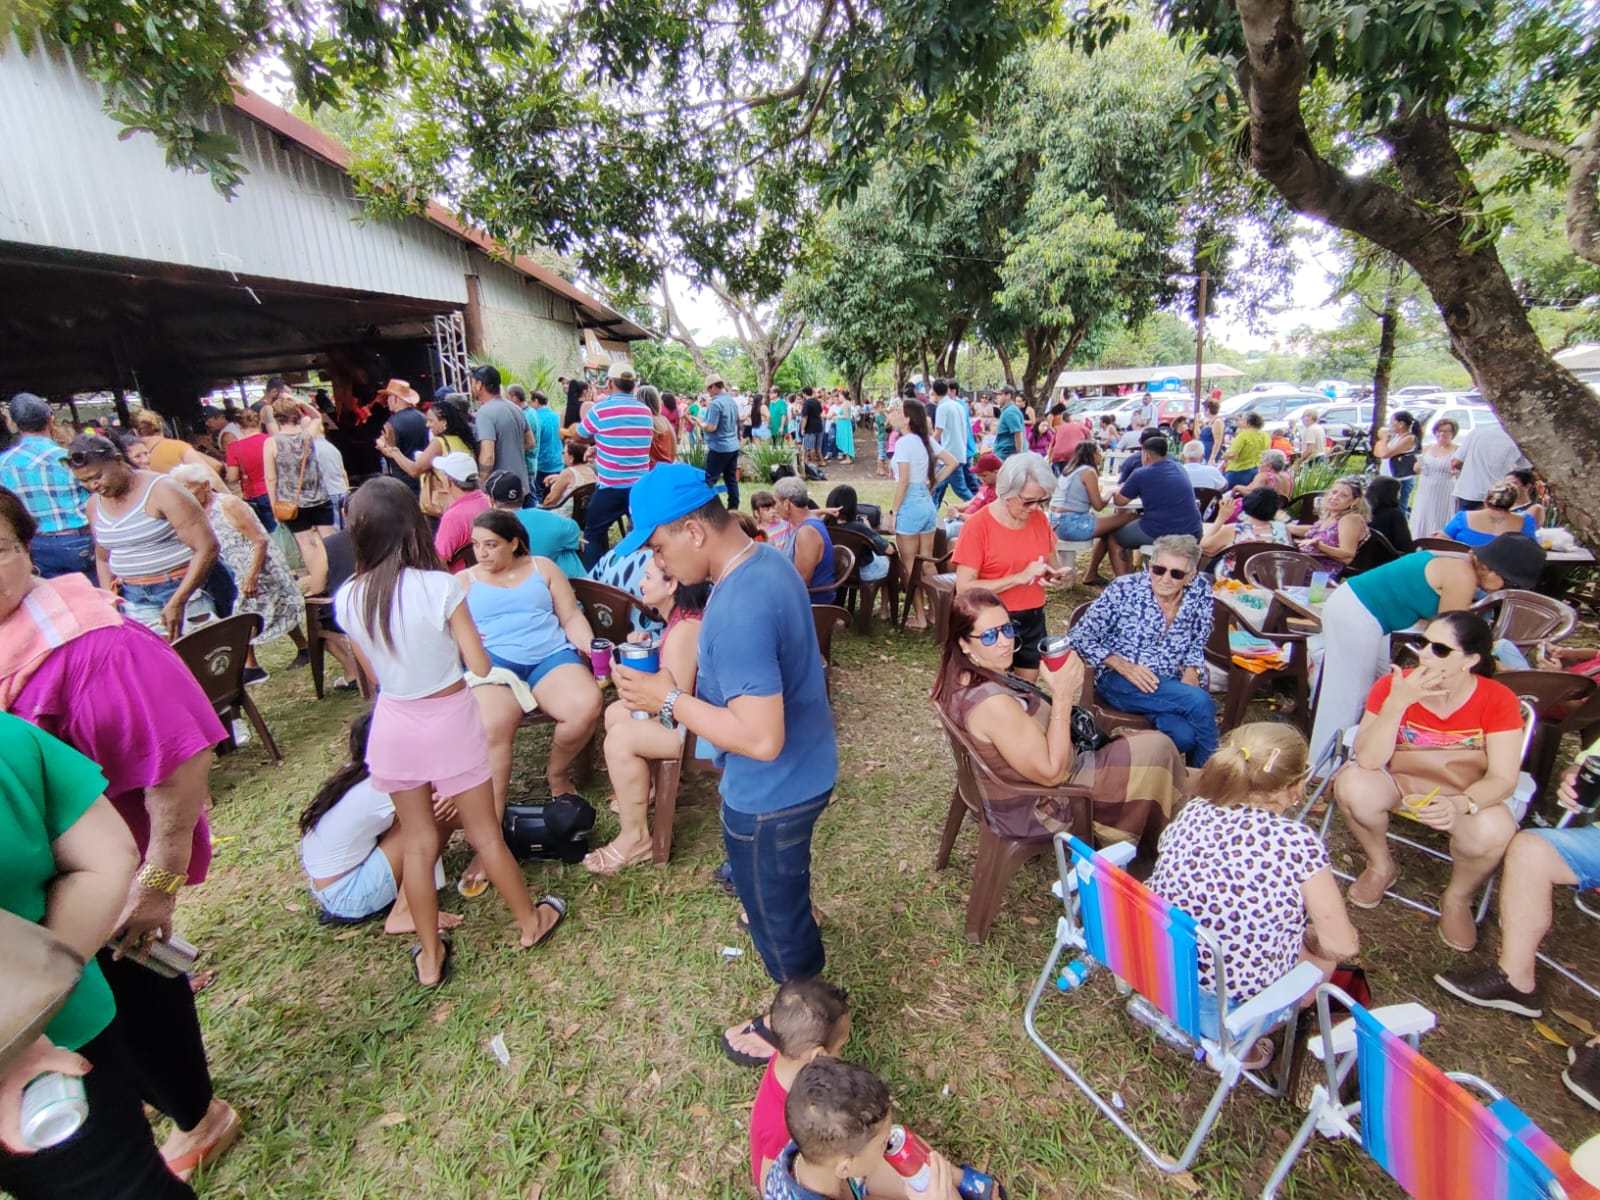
[1230,0,1600,540]
[1371,263,1399,443]
[893,349,907,397]
[920,340,932,388]
[993,341,1017,389]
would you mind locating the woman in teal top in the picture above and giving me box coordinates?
[0,714,194,1198]
[1309,534,1547,766]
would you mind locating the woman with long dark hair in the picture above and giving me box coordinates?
[377,397,478,516]
[560,377,594,440]
[299,710,464,932]
[333,478,567,986]
[1333,609,1526,952]
[930,587,1185,854]
[585,556,711,872]
[1373,410,1423,507]
[888,398,958,628]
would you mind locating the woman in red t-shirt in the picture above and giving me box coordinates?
[1332,610,1524,952]
[224,408,273,528]
[951,452,1062,681]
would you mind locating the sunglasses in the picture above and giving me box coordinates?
[974,621,1016,646]
[1418,638,1460,658]
[1148,564,1189,580]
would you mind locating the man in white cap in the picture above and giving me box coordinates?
[430,450,490,568]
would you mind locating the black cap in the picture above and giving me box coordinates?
[483,470,525,506]
[1472,532,1546,591]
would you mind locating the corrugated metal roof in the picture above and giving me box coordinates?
[0,39,471,303]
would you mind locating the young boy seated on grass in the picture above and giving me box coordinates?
[765,1058,964,1200]
[752,978,854,1189]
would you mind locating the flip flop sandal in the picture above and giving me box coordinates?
[168,1103,242,1181]
[718,1014,777,1068]
[411,937,454,989]
[583,842,651,874]
[529,896,568,949]
[1242,1037,1276,1072]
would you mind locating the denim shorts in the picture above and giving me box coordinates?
[1196,990,1298,1043]
[309,845,398,919]
[1052,511,1098,542]
[1527,826,1600,891]
[119,576,217,635]
[895,484,938,535]
[859,555,890,582]
[488,647,585,690]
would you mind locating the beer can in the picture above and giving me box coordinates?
[20,1072,88,1150]
[1576,756,1600,812]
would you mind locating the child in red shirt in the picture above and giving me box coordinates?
[751,978,853,1190]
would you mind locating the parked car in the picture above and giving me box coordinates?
[1224,390,1327,433]
[1247,380,1301,393]
[1084,393,1195,429]
[1394,384,1448,401]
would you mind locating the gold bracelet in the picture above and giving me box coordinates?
[136,863,187,895]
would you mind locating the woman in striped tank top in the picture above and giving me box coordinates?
[69,435,219,640]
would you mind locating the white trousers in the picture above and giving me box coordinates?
[1308,585,1391,767]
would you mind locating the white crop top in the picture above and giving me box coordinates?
[334,568,466,700]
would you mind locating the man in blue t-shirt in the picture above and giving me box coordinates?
[612,464,837,1067]
[1109,435,1203,575]
[528,388,564,500]
[930,378,973,508]
[993,386,1025,459]
[699,375,744,509]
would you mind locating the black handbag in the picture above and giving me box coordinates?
[502,795,596,863]
[1009,673,1110,754]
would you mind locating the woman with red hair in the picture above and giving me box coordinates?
[931,587,1187,853]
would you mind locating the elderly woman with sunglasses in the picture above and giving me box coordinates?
[952,452,1065,680]
[931,587,1186,854]
[1332,610,1526,953]
[1069,534,1218,765]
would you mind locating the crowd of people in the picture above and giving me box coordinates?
[3,362,1598,1199]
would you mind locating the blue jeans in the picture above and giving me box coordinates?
[119,576,217,635]
[30,529,94,579]
[722,789,831,983]
[246,494,277,532]
[1396,476,1415,508]
[705,448,741,510]
[933,466,974,508]
[1224,467,1257,488]
[581,485,632,570]
[1096,670,1219,765]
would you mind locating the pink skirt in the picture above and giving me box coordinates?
[367,686,492,797]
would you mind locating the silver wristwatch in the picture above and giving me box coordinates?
[659,687,684,728]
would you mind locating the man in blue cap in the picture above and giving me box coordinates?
[611,464,837,1066]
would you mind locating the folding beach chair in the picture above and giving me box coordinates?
[1023,834,1321,1174]
[1265,984,1599,1199]
[1299,701,1537,924]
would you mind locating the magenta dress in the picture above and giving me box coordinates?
[10,622,225,882]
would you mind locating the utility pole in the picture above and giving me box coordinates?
[1192,267,1208,417]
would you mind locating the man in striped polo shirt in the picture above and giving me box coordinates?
[577,363,655,568]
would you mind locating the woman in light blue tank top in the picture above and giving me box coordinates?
[460,511,605,830]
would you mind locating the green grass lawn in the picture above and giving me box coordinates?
[180,478,1600,1198]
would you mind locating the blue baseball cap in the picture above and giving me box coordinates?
[615,464,725,557]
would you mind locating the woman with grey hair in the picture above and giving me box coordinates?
[1070,533,1219,764]
[1237,447,1293,503]
[951,451,1063,679]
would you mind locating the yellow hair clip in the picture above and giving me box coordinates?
[1237,746,1250,761]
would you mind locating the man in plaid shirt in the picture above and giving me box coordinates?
[0,393,92,578]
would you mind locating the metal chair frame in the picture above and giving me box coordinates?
[1024,834,1319,1175]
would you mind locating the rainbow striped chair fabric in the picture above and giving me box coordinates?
[1265,986,1600,1199]
[1024,834,1321,1175]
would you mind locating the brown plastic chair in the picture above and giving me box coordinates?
[1242,548,1319,591]
[829,526,900,634]
[569,579,646,645]
[1212,539,1286,583]
[1067,600,1154,735]
[1193,486,1222,522]
[559,481,596,527]
[644,732,719,867]
[1470,589,1577,651]
[812,604,850,698]
[933,706,1093,944]
[447,542,476,571]
[304,597,374,700]
[809,545,855,604]
[925,573,958,643]
[1415,535,1471,554]
[900,527,953,627]
[1203,596,1313,736]
[1284,491,1324,523]
[173,613,281,766]
[1495,670,1597,800]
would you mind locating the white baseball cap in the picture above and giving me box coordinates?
[434,451,479,485]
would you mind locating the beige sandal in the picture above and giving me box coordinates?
[1347,867,1397,909]
[582,840,651,874]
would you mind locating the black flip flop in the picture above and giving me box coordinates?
[718,1014,777,1068]
[411,936,453,989]
[529,896,568,949]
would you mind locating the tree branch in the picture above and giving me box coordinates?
[1566,117,1600,267]
[1446,117,1574,162]
[658,276,715,378]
